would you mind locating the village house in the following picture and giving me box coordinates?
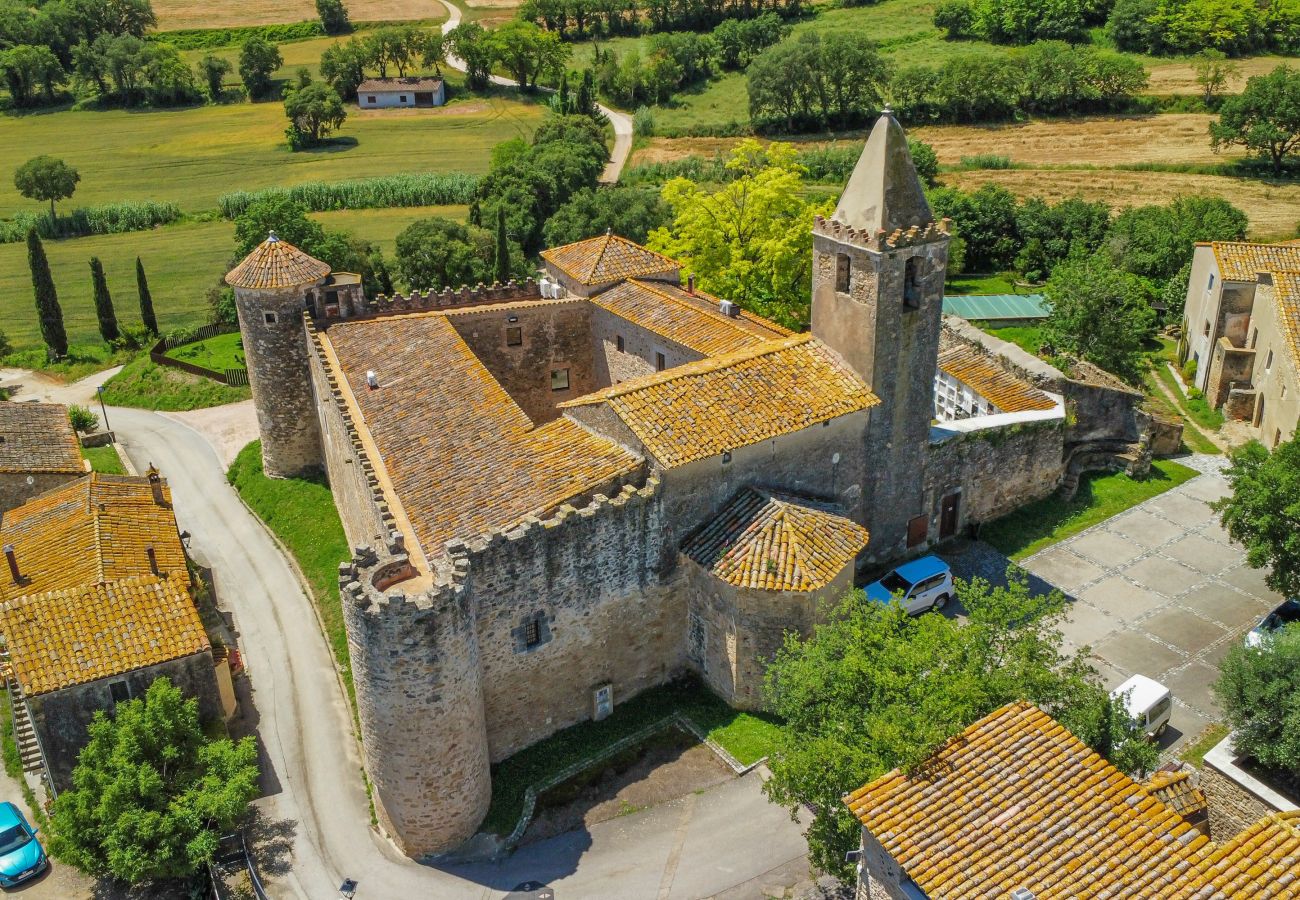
[1180,239,1300,447]
[356,77,445,109]
[0,471,233,791]
[0,403,85,514]
[844,701,1300,899]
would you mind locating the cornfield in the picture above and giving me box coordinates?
[218,173,481,219]
[0,201,181,243]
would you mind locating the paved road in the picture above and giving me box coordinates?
[438,0,634,183]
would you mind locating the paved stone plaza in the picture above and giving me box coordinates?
[946,456,1284,751]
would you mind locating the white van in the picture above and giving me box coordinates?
[1111,674,1172,739]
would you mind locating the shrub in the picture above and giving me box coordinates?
[152,22,323,52]
[633,105,656,137]
[67,404,99,433]
[934,0,977,38]
[0,330,9,358]
[218,172,479,217]
[959,153,1015,169]
[1215,627,1300,774]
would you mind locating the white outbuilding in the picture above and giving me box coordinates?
[357,77,445,109]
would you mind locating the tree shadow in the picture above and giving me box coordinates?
[243,806,297,879]
[297,136,360,154]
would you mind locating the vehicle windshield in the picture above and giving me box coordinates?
[1273,602,1300,628]
[0,825,30,856]
[879,572,912,595]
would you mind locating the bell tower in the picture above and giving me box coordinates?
[811,110,951,560]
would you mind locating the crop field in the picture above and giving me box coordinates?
[310,204,471,258]
[1145,56,1294,95]
[0,92,542,219]
[152,0,444,31]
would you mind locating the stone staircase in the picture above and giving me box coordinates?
[0,659,43,776]
[1057,438,1151,500]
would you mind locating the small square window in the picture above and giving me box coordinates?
[367,95,376,103]
[616,335,625,352]
[655,352,666,371]
[551,368,570,391]
[109,680,130,705]
[721,450,732,464]
[264,311,278,326]
[906,514,928,548]
[399,95,408,102]
[506,326,523,346]
[524,618,540,648]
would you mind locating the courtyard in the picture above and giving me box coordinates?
[946,455,1280,752]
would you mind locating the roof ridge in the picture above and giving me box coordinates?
[585,233,615,281]
[87,475,107,585]
[627,278,779,338]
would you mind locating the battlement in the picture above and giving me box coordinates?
[369,279,545,315]
[813,215,952,252]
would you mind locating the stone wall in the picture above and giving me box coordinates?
[31,651,219,791]
[589,306,702,387]
[1206,338,1255,409]
[0,472,83,517]
[370,280,542,315]
[446,301,597,425]
[1202,735,1298,842]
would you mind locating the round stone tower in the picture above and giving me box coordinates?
[225,232,330,478]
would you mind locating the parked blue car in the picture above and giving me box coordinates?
[0,802,47,888]
[863,555,956,614]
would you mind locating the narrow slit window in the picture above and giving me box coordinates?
[903,257,922,309]
[835,253,851,293]
[616,335,625,352]
[655,352,666,371]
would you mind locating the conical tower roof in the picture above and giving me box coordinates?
[225,231,330,290]
[832,110,932,234]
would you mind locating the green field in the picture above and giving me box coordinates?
[311,204,471,258]
[166,331,246,370]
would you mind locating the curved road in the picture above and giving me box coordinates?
[438,0,634,183]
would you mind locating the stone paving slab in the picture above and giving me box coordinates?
[1141,607,1228,654]
[1107,509,1187,548]
[1071,530,1147,568]
[1179,583,1269,629]
[1121,555,1205,598]
[1094,631,1185,675]
[1164,661,1223,718]
[1022,548,1105,594]
[1076,576,1166,622]
[1163,534,1246,576]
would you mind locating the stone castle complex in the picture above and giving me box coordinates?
[227,113,1168,857]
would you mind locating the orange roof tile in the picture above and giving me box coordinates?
[1209,240,1300,283]
[683,489,868,591]
[321,311,643,558]
[226,232,330,290]
[0,475,187,601]
[0,574,208,696]
[541,233,679,286]
[1143,769,1207,821]
[938,345,1057,413]
[561,335,878,467]
[843,702,1296,899]
[0,403,83,474]
[593,279,790,357]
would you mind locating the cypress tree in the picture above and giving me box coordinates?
[27,229,67,360]
[493,207,510,284]
[136,256,158,334]
[89,256,120,343]
[577,70,595,117]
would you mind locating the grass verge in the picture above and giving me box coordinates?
[227,441,353,695]
[81,444,126,475]
[1152,362,1226,430]
[981,459,1200,560]
[1179,723,1230,769]
[165,331,246,372]
[483,677,781,836]
[0,344,137,383]
[100,355,250,410]
[975,323,1046,356]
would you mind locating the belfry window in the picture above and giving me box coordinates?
[835,254,851,293]
[903,257,922,309]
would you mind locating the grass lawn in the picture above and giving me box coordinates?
[227,440,353,693]
[82,444,127,474]
[946,272,1027,295]
[1179,723,1229,768]
[1141,382,1222,455]
[166,331,246,371]
[976,323,1046,356]
[1152,361,1226,430]
[484,677,781,835]
[100,354,251,410]
[310,204,472,258]
[0,343,137,382]
[981,458,1199,560]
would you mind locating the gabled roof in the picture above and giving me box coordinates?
[683,488,868,592]
[843,701,1296,899]
[357,77,443,93]
[541,233,679,287]
[0,403,82,475]
[226,231,330,290]
[938,344,1057,413]
[832,112,932,235]
[1206,240,1300,282]
[560,335,879,468]
[592,279,790,357]
[0,573,208,696]
[0,474,186,601]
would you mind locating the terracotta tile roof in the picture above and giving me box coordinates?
[682,488,868,591]
[1143,769,1207,821]
[843,702,1220,899]
[938,345,1056,413]
[226,232,330,290]
[0,573,208,696]
[0,403,82,474]
[541,234,679,287]
[0,475,186,601]
[1202,811,1300,897]
[357,77,443,93]
[1208,240,1300,282]
[561,335,878,468]
[593,279,790,357]
[322,311,643,558]
[1269,271,1300,375]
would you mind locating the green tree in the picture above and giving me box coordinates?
[928,183,1021,272]
[88,256,120,343]
[1215,624,1300,773]
[763,570,1155,879]
[395,217,499,290]
[316,0,351,34]
[1211,65,1300,176]
[196,53,231,101]
[0,44,65,106]
[13,155,80,221]
[489,20,569,90]
[136,256,158,334]
[1043,252,1155,380]
[234,196,326,256]
[1193,49,1240,106]
[50,678,260,884]
[283,81,347,146]
[239,36,282,100]
[493,206,510,283]
[1107,195,1248,282]
[543,185,671,246]
[320,38,368,100]
[27,229,68,359]
[445,22,493,91]
[1211,439,1300,598]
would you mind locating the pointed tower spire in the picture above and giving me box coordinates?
[832,109,932,234]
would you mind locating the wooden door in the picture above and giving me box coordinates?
[940,493,960,539]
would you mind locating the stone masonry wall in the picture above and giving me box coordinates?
[0,472,83,517]
[926,419,1065,531]
[589,306,703,387]
[1201,758,1286,842]
[446,301,597,425]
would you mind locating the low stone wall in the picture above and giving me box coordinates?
[1202,733,1298,841]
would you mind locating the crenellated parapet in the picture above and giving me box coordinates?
[369,279,545,315]
[813,215,952,252]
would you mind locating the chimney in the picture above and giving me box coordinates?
[366,370,379,390]
[146,545,160,576]
[3,545,19,583]
[147,464,165,505]
[719,299,740,318]
[687,274,695,295]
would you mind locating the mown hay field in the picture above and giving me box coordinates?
[152,0,444,31]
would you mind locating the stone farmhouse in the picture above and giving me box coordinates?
[844,701,1300,900]
[0,403,86,514]
[1180,239,1300,447]
[0,470,233,791]
[226,112,1168,857]
[357,77,445,109]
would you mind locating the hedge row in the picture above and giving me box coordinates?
[218,172,481,218]
[0,201,182,244]
[151,21,324,51]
